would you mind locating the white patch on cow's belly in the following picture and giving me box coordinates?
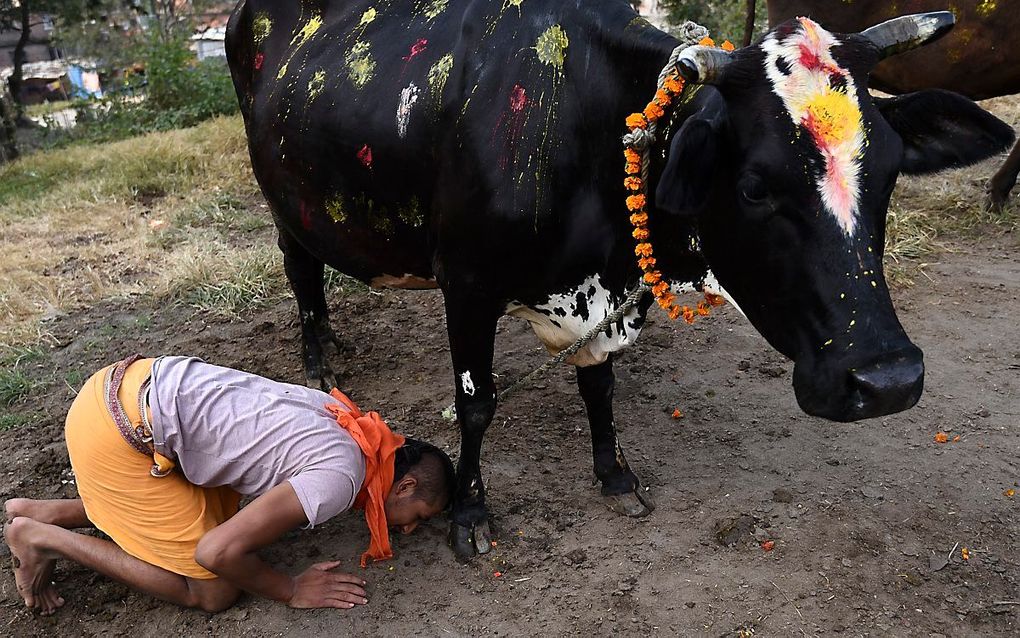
[396,83,419,139]
[369,273,439,289]
[505,274,644,368]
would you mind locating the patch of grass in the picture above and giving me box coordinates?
[0,412,33,430]
[325,267,370,297]
[161,245,286,315]
[64,369,86,392]
[0,366,35,408]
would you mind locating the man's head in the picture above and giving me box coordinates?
[384,438,456,534]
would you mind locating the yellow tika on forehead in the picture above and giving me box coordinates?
[761,17,866,237]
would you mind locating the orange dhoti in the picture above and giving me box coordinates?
[65,358,240,579]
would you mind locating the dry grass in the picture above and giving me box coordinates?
[0,114,264,347]
[0,96,1018,350]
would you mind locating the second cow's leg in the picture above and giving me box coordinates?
[576,356,654,517]
[443,292,501,559]
[277,227,343,390]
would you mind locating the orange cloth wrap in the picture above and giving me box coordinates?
[326,389,405,568]
[65,359,241,580]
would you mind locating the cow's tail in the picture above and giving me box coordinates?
[225,0,255,119]
[743,0,757,47]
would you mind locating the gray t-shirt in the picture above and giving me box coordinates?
[148,356,366,527]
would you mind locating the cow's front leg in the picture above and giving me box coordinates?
[444,294,500,559]
[987,139,1020,210]
[277,228,343,390]
[577,356,654,517]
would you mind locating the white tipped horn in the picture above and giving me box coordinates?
[676,46,732,84]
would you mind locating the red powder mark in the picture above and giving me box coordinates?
[797,43,840,77]
[403,38,428,62]
[254,52,264,70]
[509,84,527,113]
[299,201,312,230]
[357,144,373,168]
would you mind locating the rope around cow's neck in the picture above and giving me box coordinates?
[440,23,711,421]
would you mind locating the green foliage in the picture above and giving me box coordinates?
[660,0,769,43]
[0,366,34,407]
[44,34,238,147]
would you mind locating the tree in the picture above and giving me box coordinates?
[660,0,768,44]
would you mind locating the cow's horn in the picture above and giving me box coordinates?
[861,11,955,60]
[676,46,732,84]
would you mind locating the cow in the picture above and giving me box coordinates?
[225,1,1014,559]
[760,0,1020,209]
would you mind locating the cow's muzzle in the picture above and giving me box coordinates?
[793,345,924,422]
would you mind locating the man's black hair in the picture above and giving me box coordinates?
[393,438,456,510]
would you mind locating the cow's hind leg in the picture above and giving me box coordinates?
[987,139,1020,211]
[577,357,654,517]
[277,228,343,390]
[443,293,500,559]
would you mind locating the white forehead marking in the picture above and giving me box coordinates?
[761,17,866,236]
[505,274,645,367]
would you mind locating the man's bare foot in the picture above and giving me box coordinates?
[3,498,31,523]
[4,517,65,615]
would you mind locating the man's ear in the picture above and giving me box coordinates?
[876,89,1016,175]
[655,114,724,216]
[395,474,417,496]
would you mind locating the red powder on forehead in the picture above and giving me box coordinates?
[254,52,264,70]
[357,144,373,168]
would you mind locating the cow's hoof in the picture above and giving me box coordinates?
[603,488,655,517]
[449,520,492,560]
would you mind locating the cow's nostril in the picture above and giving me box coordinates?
[849,347,924,410]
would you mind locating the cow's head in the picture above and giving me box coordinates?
[653,13,1015,421]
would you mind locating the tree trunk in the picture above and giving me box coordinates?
[0,93,18,163]
[10,0,32,123]
[743,0,757,47]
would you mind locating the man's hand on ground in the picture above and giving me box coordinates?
[288,560,368,609]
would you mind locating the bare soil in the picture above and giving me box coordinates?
[1,235,1018,637]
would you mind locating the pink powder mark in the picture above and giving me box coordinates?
[403,38,428,62]
[509,84,527,113]
[299,201,312,230]
[357,144,373,168]
[254,52,264,70]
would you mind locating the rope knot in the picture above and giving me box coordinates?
[622,127,655,151]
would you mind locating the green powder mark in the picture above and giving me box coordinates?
[360,8,378,27]
[307,70,326,102]
[428,53,454,99]
[253,13,273,44]
[976,0,997,16]
[398,197,425,227]
[277,62,289,80]
[325,196,347,223]
[535,25,568,68]
[423,0,448,20]
[346,41,376,88]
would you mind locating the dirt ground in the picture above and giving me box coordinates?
[1,231,1018,636]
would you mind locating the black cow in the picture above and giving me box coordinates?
[225,1,1014,558]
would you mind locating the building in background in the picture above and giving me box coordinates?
[634,0,671,29]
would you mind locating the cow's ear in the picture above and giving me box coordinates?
[655,115,722,216]
[876,90,1016,175]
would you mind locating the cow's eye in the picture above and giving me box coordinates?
[739,173,769,205]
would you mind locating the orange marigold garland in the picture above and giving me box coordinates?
[624,37,733,324]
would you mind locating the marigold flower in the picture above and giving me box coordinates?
[663,76,683,94]
[625,113,647,129]
[934,432,949,443]
[624,177,643,191]
[671,408,683,419]
[643,102,665,121]
[961,547,970,561]
[651,281,670,297]
[721,40,736,52]
[657,292,676,307]
[638,256,657,270]
[623,148,641,163]
[626,195,647,212]
[682,306,696,324]
[654,89,671,106]
[632,227,649,240]
[696,300,711,316]
[625,162,641,175]
[699,36,716,47]
[704,292,726,306]
[629,212,648,226]
[635,243,654,257]
[643,271,662,285]
[668,305,682,321]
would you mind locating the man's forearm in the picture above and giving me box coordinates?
[200,549,294,603]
